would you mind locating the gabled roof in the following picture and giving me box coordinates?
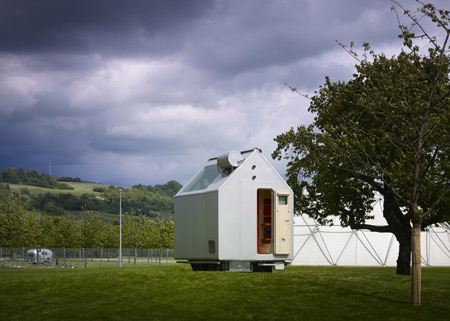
[176,148,261,196]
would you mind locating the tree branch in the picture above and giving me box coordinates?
[284,83,311,100]
[349,215,393,233]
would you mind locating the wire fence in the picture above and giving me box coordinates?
[0,247,175,269]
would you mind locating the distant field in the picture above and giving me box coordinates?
[66,181,112,191]
[0,265,449,321]
[9,182,111,197]
[69,210,119,224]
[8,182,131,222]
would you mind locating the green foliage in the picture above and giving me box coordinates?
[0,195,39,247]
[0,183,11,197]
[134,180,183,197]
[273,2,450,229]
[158,218,174,249]
[0,175,179,249]
[2,178,181,220]
[103,181,181,217]
[102,224,119,248]
[0,167,74,190]
[46,214,81,248]
[121,212,174,249]
[57,176,82,182]
[79,210,105,248]
[0,195,175,249]
[32,193,88,214]
[0,169,181,248]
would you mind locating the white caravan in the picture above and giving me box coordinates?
[27,249,53,264]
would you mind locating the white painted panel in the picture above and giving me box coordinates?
[239,181,258,260]
[218,175,241,260]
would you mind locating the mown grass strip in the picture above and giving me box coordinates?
[0,265,449,321]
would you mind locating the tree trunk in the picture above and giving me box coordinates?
[383,193,411,275]
[348,192,411,275]
[411,227,421,306]
[396,232,411,275]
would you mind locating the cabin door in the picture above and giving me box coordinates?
[257,189,291,255]
[273,190,291,255]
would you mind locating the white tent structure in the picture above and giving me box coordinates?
[292,195,450,267]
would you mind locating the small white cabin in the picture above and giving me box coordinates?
[174,148,293,272]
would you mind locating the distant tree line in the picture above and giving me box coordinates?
[0,167,73,190]
[0,194,174,249]
[21,182,180,218]
[0,167,182,219]
[57,177,83,182]
[0,168,181,248]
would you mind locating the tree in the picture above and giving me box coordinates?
[0,183,11,196]
[122,211,146,249]
[79,209,104,248]
[0,194,31,247]
[138,216,159,249]
[102,224,119,248]
[159,218,174,249]
[273,1,450,306]
[47,214,81,248]
[33,214,54,248]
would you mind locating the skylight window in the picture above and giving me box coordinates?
[182,164,221,192]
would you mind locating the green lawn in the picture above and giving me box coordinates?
[0,265,449,321]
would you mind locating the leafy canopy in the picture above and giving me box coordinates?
[273,1,450,228]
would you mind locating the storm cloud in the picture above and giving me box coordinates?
[0,0,444,186]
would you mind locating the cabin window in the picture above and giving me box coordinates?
[182,164,220,192]
[278,195,288,205]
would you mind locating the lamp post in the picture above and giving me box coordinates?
[118,188,122,267]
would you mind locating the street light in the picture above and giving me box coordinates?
[118,188,122,267]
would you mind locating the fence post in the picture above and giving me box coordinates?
[148,249,150,264]
[159,249,161,265]
[22,248,25,268]
[134,248,137,265]
[0,247,2,270]
[101,248,103,267]
[166,249,169,264]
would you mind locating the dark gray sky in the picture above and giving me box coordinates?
[0,0,445,186]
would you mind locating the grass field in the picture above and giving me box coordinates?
[1,265,449,321]
[9,182,110,197]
